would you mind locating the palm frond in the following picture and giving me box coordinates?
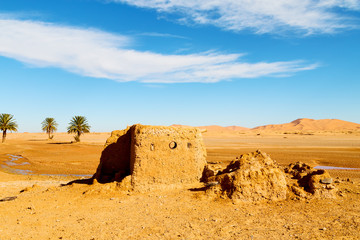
[41,117,58,133]
[0,113,18,132]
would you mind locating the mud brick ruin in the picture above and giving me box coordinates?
[93,124,336,200]
[94,124,207,191]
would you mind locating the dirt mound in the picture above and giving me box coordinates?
[253,118,360,132]
[203,150,288,202]
[202,151,338,202]
[285,162,337,199]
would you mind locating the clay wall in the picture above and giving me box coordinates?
[130,124,207,191]
[94,124,207,190]
[94,128,132,183]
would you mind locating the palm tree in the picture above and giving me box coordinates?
[67,116,90,142]
[0,113,18,143]
[41,117,58,139]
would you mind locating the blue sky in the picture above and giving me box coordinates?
[1,0,359,132]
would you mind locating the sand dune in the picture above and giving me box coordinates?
[174,118,360,134]
[172,124,249,131]
[253,118,360,132]
[199,125,249,131]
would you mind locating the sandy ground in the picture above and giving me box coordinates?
[0,131,360,239]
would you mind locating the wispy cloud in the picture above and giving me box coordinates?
[113,0,360,35]
[134,32,189,39]
[0,17,317,83]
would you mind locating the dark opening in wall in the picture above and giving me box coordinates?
[150,143,155,151]
[169,141,177,149]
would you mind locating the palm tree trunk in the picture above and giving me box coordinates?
[48,130,51,140]
[2,130,6,143]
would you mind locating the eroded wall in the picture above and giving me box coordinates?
[94,124,207,190]
[130,125,207,191]
[94,128,132,183]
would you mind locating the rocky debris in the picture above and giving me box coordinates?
[0,196,17,202]
[201,164,224,182]
[204,181,219,187]
[203,150,288,202]
[320,178,333,184]
[285,162,312,180]
[290,185,307,198]
[284,162,337,198]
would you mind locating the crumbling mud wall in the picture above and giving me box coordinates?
[94,124,207,191]
[94,128,132,183]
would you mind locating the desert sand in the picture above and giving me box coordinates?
[1,121,360,239]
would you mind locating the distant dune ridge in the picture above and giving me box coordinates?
[170,124,249,132]
[253,118,360,132]
[199,125,250,131]
[172,118,360,132]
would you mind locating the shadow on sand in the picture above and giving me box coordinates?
[63,177,94,186]
[47,142,73,145]
[189,186,207,192]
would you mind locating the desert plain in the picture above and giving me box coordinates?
[1,120,360,240]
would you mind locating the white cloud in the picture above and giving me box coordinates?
[0,17,317,83]
[318,0,360,9]
[114,0,360,35]
[135,32,189,39]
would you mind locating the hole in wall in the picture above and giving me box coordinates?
[169,141,177,149]
[187,142,192,148]
[150,143,155,151]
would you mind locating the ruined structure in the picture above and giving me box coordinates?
[94,124,207,191]
[92,124,337,201]
[203,150,288,202]
[202,152,337,202]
